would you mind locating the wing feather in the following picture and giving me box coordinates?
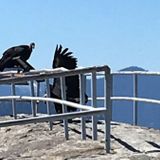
[52,44,77,69]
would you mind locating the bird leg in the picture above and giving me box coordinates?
[15,58,34,72]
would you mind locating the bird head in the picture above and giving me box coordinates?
[30,42,35,49]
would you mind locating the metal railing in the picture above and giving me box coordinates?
[111,71,160,126]
[86,71,160,127]
[0,65,112,153]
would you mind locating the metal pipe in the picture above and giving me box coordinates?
[0,66,110,84]
[11,82,17,119]
[0,109,106,128]
[45,78,53,130]
[91,71,97,140]
[133,74,138,125]
[45,79,51,114]
[104,69,112,153]
[79,74,86,140]
[60,76,69,140]
[0,95,97,110]
[35,81,40,113]
[30,80,36,117]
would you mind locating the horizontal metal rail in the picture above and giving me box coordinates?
[0,65,110,84]
[0,108,106,127]
[89,96,160,105]
[88,97,105,101]
[85,71,160,76]
[86,71,160,76]
[112,71,160,76]
[111,96,160,105]
[0,96,98,111]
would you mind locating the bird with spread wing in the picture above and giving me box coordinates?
[50,44,88,114]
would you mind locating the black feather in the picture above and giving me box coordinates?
[52,45,77,69]
[61,47,69,55]
[50,44,88,114]
[0,43,35,72]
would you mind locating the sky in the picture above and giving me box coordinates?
[0,0,160,72]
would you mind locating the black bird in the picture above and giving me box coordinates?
[50,44,88,114]
[0,42,35,72]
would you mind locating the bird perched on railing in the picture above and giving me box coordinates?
[0,42,35,72]
[50,44,88,114]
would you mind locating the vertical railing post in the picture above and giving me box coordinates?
[133,74,138,125]
[35,81,40,113]
[104,67,112,153]
[79,74,86,140]
[11,75,17,119]
[45,79,51,114]
[30,80,36,117]
[45,78,53,130]
[60,76,69,140]
[91,71,97,140]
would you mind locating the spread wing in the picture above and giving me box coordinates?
[52,44,77,69]
[50,44,88,113]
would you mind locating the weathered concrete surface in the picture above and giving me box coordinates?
[0,116,160,160]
